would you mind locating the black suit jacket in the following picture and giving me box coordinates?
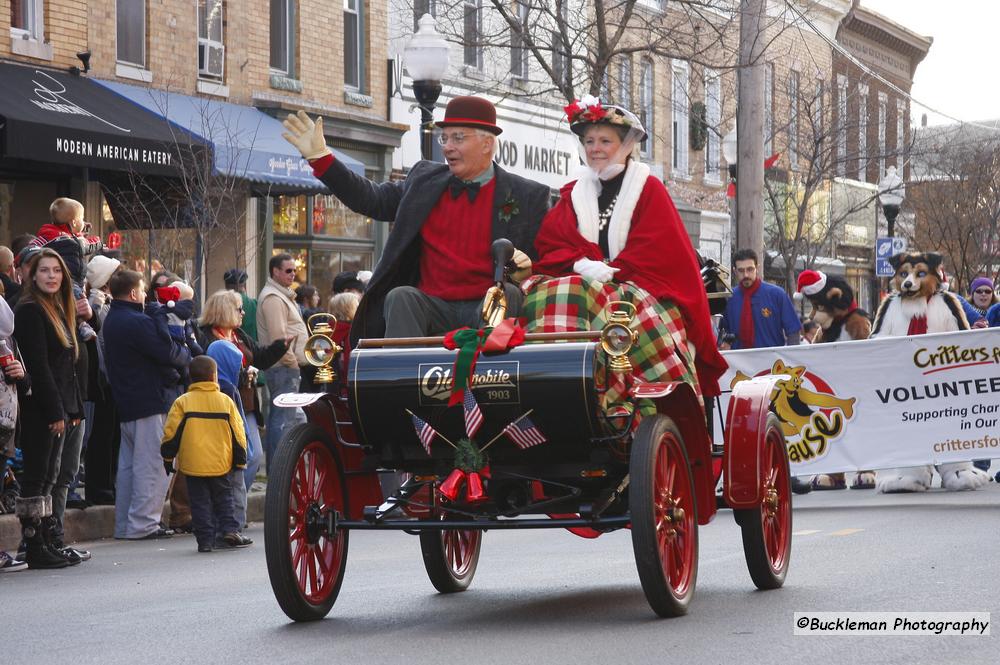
[317,158,550,344]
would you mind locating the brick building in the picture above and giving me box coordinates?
[1,0,405,300]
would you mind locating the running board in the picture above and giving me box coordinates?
[328,514,630,532]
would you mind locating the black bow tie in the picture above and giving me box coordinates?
[449,176,481,203]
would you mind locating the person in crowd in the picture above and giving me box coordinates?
[968,277,996,329]
[161,355,249,553]
[103,269,191,540]
[331,270,370,296]
[257,254,310,468]
[205,340,257,538]
[152,280,204,367]
[83,254,121,506]
[720,249,802,349]
[719,249,808,493]
[281,96,548,343]
[327,291,360,394]
[295,283,323,322]
[195,289,288,484]
[0,293,28,572]
[801,319,822,344]
[29,198,101,342]
[526,98,727,422]
[0,246,20,305]
[13,249,85,567]
[224,268,258,342]
[10,245,41,307]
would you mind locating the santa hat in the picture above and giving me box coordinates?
[796,269,827,296]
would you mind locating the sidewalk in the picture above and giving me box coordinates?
[0,483,267,551]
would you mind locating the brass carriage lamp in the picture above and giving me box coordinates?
[600,302,638,374]
[304,313,341,384]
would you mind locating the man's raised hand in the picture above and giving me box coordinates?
[281,110,332,161]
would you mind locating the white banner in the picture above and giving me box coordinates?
[715,328,1000,474]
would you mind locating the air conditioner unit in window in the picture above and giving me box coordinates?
[198,40,225,78]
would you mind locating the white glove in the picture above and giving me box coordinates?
[573,258,619,283]
[281,110,332,160]
[509,248,532,283]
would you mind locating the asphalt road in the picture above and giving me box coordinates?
[5,484,998,665]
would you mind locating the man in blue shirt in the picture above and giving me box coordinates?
[720,249,801,349]
[720,249,809,494]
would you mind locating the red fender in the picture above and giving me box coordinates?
[300,395,384,520]
[632,382,717,525]
[722,375,783,509]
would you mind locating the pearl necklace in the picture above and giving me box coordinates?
[598,195,618,231]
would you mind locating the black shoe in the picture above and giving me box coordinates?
[63,547,91,562]
[791,477,813,495]
[197,543,213,553]
[215,533,251,549]
[170,522,194,534]
[136,527,174,540]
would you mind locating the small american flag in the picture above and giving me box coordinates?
[463,389,484,438]
[410,412,437,455]
[503,414,547,449]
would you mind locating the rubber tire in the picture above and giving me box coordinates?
[630,414,699,617]
[734,414,792,590]
[419,522,482,593]
[265,423,349,621]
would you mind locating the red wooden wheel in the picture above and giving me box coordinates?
[630,414,698,617]
[735,414,792,589]
[265,424,349,621]
[420,516,482,593]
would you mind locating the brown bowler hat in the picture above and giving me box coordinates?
[435,96,503,135]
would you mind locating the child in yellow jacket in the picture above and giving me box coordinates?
[161,356,249,552]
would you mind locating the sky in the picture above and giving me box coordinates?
[860,0,999,126]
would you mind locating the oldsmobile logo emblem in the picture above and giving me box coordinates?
[418,361,520,405]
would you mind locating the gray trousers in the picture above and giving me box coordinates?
[383,284,524,338]
[50,419,85,542]
[115,413,169,539]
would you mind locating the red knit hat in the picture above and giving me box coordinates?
[796,270,827,296]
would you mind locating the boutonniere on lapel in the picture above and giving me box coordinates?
[498,192,520,224]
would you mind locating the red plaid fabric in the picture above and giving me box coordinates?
[522,275,701,419]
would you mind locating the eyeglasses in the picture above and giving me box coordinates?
[436,132,469,146]
[974,289,993,295]
[283,268,296,274]
[237,307,245,314]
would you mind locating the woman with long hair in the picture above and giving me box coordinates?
[13,249,84,568]
[525,98,727,420]
[195,290,288,485]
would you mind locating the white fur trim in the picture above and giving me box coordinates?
[800,272,827,296]
[872,291,964,339]
[570,161,650,260]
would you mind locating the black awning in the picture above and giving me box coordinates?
[0,63,209,176]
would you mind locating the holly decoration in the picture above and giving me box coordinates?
[454,437,487,473]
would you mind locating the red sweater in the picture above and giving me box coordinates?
[418,178,495,300]
[311,154,496,301]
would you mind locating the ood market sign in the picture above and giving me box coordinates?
[493,119,580,189]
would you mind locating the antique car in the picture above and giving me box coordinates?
[263,242,791,622]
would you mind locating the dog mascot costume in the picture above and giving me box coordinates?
[870,251,990,492]
[796,269,875,490]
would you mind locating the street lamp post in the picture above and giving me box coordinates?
[878,165,905,238]
[403,14,450,161]
[722,127,738,261]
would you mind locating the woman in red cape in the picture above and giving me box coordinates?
[523,98,727,406]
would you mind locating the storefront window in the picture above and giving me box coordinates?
[102,198,196,283]
[272,195,307,235]
[312,194,372,239]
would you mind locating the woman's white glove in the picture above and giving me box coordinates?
[573,258,619,283]
[281,110,332,160]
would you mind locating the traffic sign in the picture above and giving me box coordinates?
[875,237,907,277]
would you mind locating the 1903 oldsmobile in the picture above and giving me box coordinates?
[263,244,791,621]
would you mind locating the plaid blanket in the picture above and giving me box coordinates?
[522,275,702,418]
